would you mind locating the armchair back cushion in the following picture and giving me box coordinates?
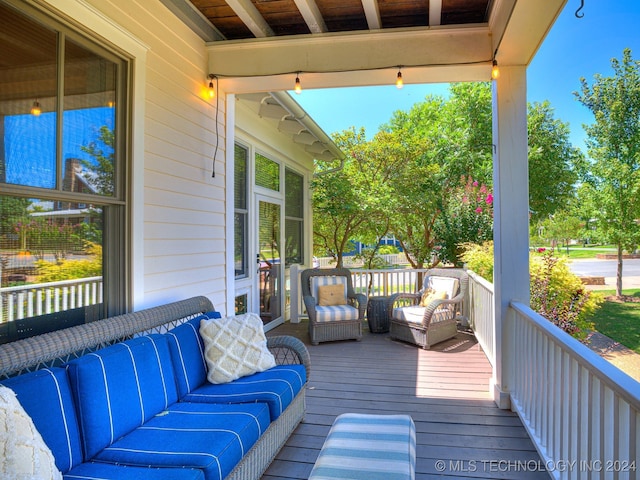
[425,276,459,300]
[311,275,347,302]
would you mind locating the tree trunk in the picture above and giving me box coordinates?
[616,243,623,298]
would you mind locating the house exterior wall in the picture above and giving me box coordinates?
[45,0,228,312]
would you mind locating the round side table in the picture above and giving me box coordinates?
[367,296,390,333]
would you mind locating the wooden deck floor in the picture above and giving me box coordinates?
[264,321,547,480]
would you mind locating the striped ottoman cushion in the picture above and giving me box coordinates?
[309,413,416,480]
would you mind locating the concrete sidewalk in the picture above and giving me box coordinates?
[583,331,640,383]
[581,279,640,383]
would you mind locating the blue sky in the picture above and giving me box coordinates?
[294,1,640,154]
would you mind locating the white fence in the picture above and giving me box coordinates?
[0,277,103,323]
[289,266,429,323]
[466,270,640,480]
[315,254,409,268]
[509,302,640,480]
[465,270,495,367]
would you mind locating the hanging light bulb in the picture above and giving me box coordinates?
[491,60,500,80]
[208,74,216,99]
[294,73,302,94]
[30,99,42,116]
[396,67,404,89]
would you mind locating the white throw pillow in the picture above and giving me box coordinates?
[0,385,62,480]
[200,313,276,384]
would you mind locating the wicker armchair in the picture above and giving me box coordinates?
[301,268,366,345]
[387,268,468,349]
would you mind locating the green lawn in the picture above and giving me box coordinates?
[591,289,640,354]
[552,245,617,259]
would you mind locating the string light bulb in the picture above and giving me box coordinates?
[294,73,302,94]
[208,74,216,99]
[491,60,500,80]
[396,67,404,89]
[30,99,41,116]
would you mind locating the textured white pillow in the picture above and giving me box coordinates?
[200,313,276,384]
[0,385,62,480]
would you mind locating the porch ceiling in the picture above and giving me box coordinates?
[162,0,568,93]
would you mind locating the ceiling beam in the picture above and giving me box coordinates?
[429,0,442,26]
[489,0,566,65]
[225,0,274,38]
[293,0,327,33]
[207,25,492,79]
[158,0,224,41]
[361,0,381,30]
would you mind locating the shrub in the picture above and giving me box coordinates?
[435,176,494,266]
[460,241,494,281]
[530,253,601,338]
[461,242,602,338]
[35,242,102,282]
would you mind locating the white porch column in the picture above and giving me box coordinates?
[492,66,530,409]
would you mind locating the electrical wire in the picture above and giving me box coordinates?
[211,75,219,178]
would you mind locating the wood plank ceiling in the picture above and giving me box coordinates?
[189,0,492,41]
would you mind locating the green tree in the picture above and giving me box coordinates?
[575,48,640,297]
[312,128,401,267]
[528,101,585,223]
[540,208,583,254]
[80,125,114,196]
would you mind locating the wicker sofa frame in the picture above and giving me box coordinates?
[387,268,469,349]
[0,296,311,480]
[300,267,365,345]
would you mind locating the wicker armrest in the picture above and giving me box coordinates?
[267,335,311,379]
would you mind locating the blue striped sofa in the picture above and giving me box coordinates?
[0,297,310,480]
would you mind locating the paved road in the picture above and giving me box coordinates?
[568,258,640,277]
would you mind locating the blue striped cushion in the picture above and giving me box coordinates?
[309,413,416,480]
[92,401,270,480]
[182,364,306,420]
[316,305,359,322]
[311,276,347,301]
[66,334,179,459]
[166,312,221,398]
[1,367,83,474]
[64,461,205,479]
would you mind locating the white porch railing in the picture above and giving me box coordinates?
[509,302,640,480]
[465,270,495,367]
[316,254,409,268]
[466,270,640,480]
[0,277,103,323]
[289,267,429,323]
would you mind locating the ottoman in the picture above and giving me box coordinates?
[309,413,416,480]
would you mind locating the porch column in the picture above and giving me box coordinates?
[491,65,530,409]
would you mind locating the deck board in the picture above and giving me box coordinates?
[264,321,546,479]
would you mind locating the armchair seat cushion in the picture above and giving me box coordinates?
[316,304,360,322]
[392,305,453,325]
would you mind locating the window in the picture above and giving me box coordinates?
[0,1,128,343]
[234,144,248,278]
[285,169,304,265]
[255,153,280,191]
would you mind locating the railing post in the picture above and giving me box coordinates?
[290,264,301,323]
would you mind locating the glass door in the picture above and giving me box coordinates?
[256,197,283,328]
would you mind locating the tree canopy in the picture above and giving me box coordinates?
[312,82,583,268]
[575,48,640,297]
